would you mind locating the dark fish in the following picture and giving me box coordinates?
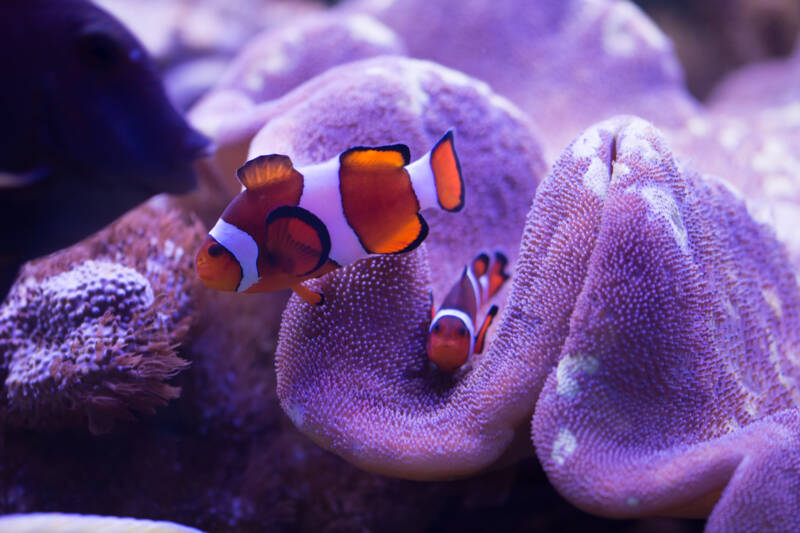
[0,0,210,300]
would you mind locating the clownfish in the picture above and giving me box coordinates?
[427,251,510,372]
[196,130,464,304]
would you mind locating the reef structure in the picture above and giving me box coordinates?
[0,202,205,434]
[277,115,800,531]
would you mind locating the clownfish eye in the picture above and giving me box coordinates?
[458,326,468,338]
[208,243,225,258]
[432,322,441,334]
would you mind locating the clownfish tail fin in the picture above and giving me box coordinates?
[474,305,498,354]
[487,251,510,299]
[293,283,325,306]
[409,130,464,213]
[430,130,464,212]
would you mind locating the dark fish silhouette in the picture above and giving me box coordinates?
[0,0,210,299]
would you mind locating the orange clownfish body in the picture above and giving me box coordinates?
[427,251,510,372]
[196,131,464,305]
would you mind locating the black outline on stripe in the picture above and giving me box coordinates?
[265,205,332,277]
[338,142,425,255]
[340,143,412,166]
[390,214,429,255]
[432,129,465,212]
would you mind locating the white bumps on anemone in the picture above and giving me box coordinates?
[556,353,600,399]
[551,428,578,466]
[633,184,690,255]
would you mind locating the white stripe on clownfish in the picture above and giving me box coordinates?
[429,308,476,355]
[406,149,437,211]
[209,218,260,292]
[465,264,482,310]
[296,155,368,267]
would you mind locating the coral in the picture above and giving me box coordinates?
[95,0,326,109]
[0,513,203,533]
[351,0,698,159]
[276,115,800,530]
[669,46,800,267]
[215,13,405,104]
[272,55,544,479]
[519,116,800,530]
[0,201,205,434]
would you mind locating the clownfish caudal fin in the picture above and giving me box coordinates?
[293,283,325,306]
[486,251,510,299]
[408,130,464,213]
[430,130,464,212]
[474,305,498,354]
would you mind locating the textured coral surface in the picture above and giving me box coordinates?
[4,0,800,530]
[353,0,698,158]
[277,115,800,530]
[523,117,800,531]
[0,203,203,434]
[669,46,800,268]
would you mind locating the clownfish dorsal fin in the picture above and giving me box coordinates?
[236,154,298,190]
[474,305,498,354]
[339,143,411,171]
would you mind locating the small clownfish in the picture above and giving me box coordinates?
[196,130,464,305]
[427,251,510,372]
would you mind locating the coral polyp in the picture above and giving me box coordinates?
[0,203,204,434]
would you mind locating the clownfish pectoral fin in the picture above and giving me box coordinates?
[430,130,464,212]
[339,143,411,170]
[471,252,490,278]
[265,206,332,277]
[236,154,301,190]
[487,251,510,299]
[293,283,325,306]
[474,304,498,354]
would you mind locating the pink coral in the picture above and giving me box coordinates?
[274,56,545,479]
[215,13,404,104]
[669,46,800,268]
[351,0,698,158]
[0,202,204,434]
[277,115,800,530]
[528,116,800,531]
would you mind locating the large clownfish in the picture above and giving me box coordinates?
[196,131,464,304]
[427,251,510,372]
